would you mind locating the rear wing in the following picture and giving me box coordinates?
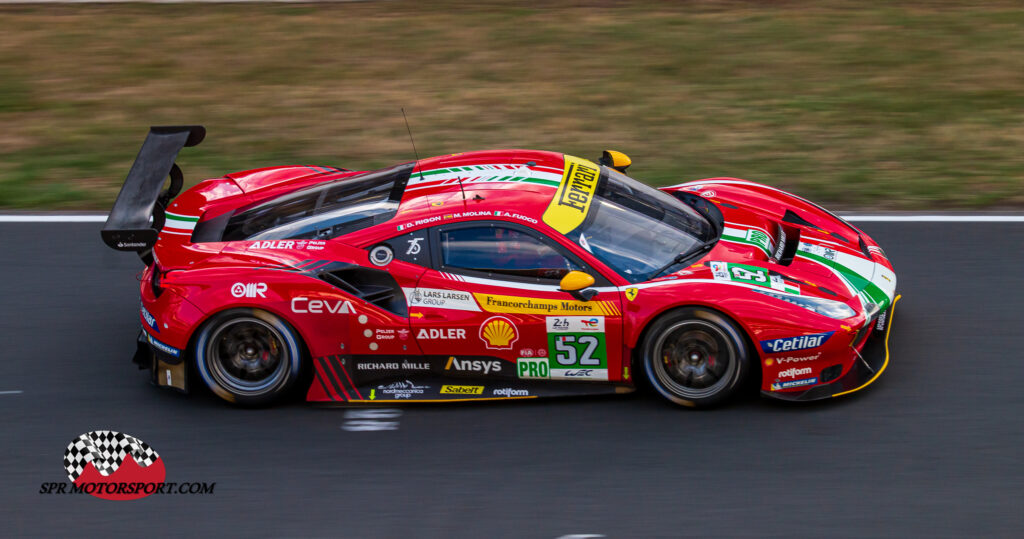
[101,125,205,263]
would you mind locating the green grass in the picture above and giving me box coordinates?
[1,1,1023,209]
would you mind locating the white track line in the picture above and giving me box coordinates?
[0,390,24,395]
[843,215,1024,222]
[1,214,1024,223]
[0,215,107,222]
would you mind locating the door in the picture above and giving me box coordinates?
[409,221,624,382]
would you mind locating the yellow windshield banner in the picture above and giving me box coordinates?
[542,155,601,235]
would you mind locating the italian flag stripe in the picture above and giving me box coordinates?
[165,212,199,222]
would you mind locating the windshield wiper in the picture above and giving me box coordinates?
[646,239,717,281]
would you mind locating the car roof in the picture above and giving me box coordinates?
[399,149,567,220]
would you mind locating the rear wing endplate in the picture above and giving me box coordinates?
[101,125,205,261]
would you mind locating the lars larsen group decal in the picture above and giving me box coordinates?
[404,287,481,312]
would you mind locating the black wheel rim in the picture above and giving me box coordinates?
[206,317,289,395]
[652,320,736,400]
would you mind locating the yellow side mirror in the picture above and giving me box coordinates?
[600,150,632,173]
[559,270,595,292]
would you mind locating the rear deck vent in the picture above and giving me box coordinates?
[782,210,819,230]
[829,231,850,244]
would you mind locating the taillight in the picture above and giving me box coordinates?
[151,265,164,298]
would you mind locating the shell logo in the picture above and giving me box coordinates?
[479,316,519,350]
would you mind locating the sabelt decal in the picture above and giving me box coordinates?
[404,288,481,312]
[542,155,600,234]
[760,331,834,353]
[474,293,620,316]
[440,385,484,395]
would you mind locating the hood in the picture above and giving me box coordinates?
[661,178,897,316]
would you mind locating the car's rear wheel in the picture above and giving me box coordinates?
[639,307,750,408]
[194,308,304,406]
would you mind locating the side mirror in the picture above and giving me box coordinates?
[599,150,632,173]
[559,271,598,302]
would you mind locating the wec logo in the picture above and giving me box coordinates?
[760,331,834,353]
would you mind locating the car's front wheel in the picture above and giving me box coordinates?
[639,307,751,408]
[193,308,305,406]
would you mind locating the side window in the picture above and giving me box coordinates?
[439,225,579,282]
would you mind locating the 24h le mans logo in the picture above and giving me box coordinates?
[63,431,166,500]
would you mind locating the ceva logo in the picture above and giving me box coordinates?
[760,331,834,354]
[63,431,166,500]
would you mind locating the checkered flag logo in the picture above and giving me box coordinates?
[64,431,161,482]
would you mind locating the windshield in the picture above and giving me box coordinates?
[565,168,715,283]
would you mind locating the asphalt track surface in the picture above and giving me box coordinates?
[2,221,1023,538]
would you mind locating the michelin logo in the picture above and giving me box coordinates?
[760,331,834,354]
[771,377,818,391]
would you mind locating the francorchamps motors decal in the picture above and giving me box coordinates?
[473,293,620,316]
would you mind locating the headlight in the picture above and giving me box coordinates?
[753,289,857,320]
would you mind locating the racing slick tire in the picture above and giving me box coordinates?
[193,308,305,406]
[639,307,751,408]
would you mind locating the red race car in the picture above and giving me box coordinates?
[103,126,898,408]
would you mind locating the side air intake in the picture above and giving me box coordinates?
[316,265,407,318]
